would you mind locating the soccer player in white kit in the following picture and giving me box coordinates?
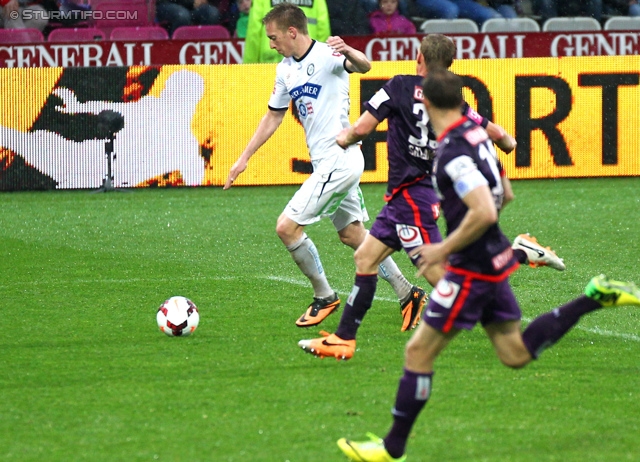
[225,3,426,330]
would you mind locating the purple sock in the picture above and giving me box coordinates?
[522,295,601,358]
[335,273,378,340]
[383,369,433,459]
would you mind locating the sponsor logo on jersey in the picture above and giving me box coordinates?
[430,279,460,309]
[290,82,322,101]
[463,126,489,146]
[413,85,423,101]
[491,246,513,271]
[307,63,314,76]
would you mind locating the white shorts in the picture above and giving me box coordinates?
[284,144,369,231]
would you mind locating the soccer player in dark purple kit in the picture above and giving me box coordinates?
[335,68,640,462]
[298,34,564,361]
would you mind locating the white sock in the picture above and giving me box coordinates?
[378,256,413,303]
[286,233,334,299]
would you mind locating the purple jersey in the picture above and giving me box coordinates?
[365,75,435,200]
[432,117,516,276]
[365,75,490,201]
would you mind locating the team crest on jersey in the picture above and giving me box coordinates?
[396,224,424,249]
[297,101,314,118]
[413,86,423,101]
[463,126,488,146]
[307,64,314,76]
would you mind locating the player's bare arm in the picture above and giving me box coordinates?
[437,184,498,256]
[224,109,286,189]
[336,111,379,148]
[501,175,515,208]
[486,121,517,154]
[326,36,371,74]
[413,184,497,275]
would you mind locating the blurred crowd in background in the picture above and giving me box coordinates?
[1,0,638,43]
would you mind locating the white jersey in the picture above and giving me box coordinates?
[268,41,351,165]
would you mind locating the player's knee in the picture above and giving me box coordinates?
[353,246,375,271]
[498,351,531,369]
[339,233,357,248]
[404,335,427,362]
[275,217,297,242]
[275,222,289,240]
[338,225,366,249]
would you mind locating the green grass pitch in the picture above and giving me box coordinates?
[1,178,639,462]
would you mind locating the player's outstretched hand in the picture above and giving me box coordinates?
[495,134,517,154]
[223,158,248,190]
[327,36,371,73]
[326,36,348,54]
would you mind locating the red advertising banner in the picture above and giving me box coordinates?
[2,31,640,67]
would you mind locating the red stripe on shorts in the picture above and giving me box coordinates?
[402,188,431,244]
[442,276,472,333]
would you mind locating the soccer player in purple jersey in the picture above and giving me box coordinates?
[335,68,640,462]
[298,34,564,361]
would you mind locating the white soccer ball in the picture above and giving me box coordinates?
[157,296,200,337]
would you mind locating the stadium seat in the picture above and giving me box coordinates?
[419,18,479,34]
[420,18,479,34]
[172,25,231,40]
[91,0,152,36]
[603,16,640,31]
[0,28,44,44]
[481,17,540,33]
[88,0,155,22]
[48,27,106,43]
[542,17,601,32]
[110,26,169,41]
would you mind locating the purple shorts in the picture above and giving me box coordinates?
[424,266,521,333]
[369,185,442,260]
